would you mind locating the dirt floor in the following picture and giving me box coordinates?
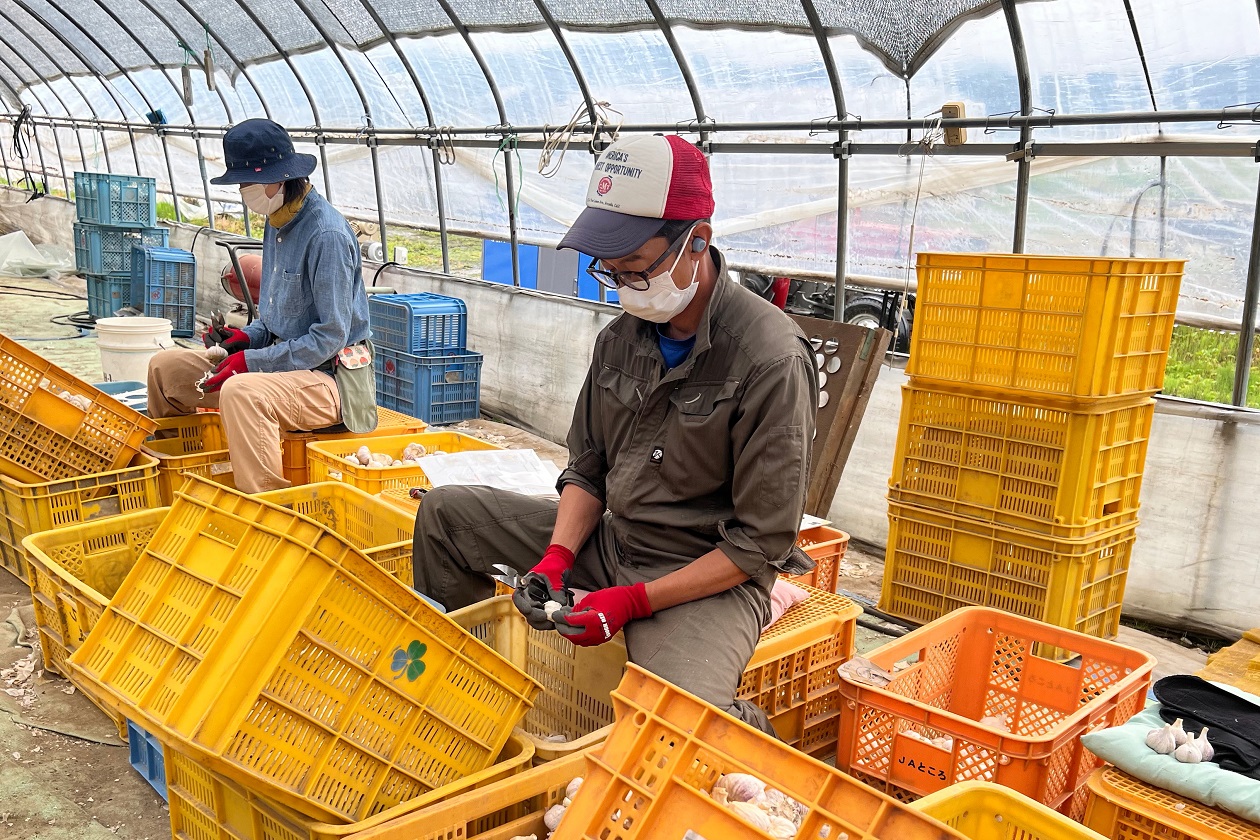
[0,282,1213,839]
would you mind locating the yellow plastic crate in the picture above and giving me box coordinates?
[448,595,628,765]
[1197,628,1260,695]
[68,476,541,823]
[913,781,1109,840]
[881,500,1134,649]
[281,407,427,486]
[306,431,502,495]
[0,452,160,581]
[0,332,157,483]
[907,253,1184,400]
[166,732,536,840]
[144,413,234,503]
[888,384,1154,537]
[1083,767,1259,840]
[450,584,861,764]
[25,481,418,683]
[331,750,588,840]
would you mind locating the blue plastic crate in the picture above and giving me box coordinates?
[126,719,167,801]
[74,171,157,228]
[131,245,196,337]
[85,273,139,320]
[74,223,168,275]
[375,347,482,424]
[368,292,468,353]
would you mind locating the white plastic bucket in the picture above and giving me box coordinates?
[96,316,174,382]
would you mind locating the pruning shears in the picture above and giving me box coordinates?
[204,311,231,347]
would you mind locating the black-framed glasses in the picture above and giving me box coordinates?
[585,228,690,291]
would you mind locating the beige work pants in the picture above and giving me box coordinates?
[147,348,341,493]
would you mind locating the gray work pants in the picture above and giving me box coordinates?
[412,484,776,736]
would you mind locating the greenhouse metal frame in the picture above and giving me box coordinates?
[0,0,1256,404]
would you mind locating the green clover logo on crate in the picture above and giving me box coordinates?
[391,640,427,681]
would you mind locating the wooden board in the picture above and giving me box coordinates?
[790,316,892,518]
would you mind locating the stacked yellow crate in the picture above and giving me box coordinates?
[880,253,1184,643]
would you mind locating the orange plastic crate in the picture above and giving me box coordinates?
[281,407,426,486]
[880,501,1134,648]
[144,413,233,503]
[837,607,1154,821]
[0,452,160,581]
[791,524,849,592]
[165,732,536,840]
[1196,628,1260,696]
[0,332,156,483]
[555,664,970,840]
[888,384,1153,537]
[1083,766,1259,840]
[907,253,1184,400]
[68,476,541,823]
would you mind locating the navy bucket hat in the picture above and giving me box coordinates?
[210,118,317,186]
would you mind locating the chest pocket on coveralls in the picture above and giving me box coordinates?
[660,379,739,492]
[596,365,646,457]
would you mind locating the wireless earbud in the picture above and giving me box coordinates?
[691,237,706,253]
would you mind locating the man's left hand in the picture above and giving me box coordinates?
[553,583,652,646]
[200,352,249,392]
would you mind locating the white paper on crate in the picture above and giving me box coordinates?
[417,449,561,498]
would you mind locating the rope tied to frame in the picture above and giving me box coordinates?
[538,100,623,177]
[493,133,523,216]
[11,105,44,199]
[891,110,944,351]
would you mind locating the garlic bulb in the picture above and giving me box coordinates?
[715,773,766,804]
[979,715,1010,732]
[1195,728,1214,762]
[543,803,567,830]
[766,815,798,840]
[355,445,372,466]
[566,777,583,799]
[205,344,229,362]
[1174,738,1203,764]
[1145,723,1177,755]
[760,788,806,828]
[1170,718,1190,747]
[727,801,772,831]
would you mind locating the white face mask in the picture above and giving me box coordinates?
[240,183,286,217]
[615,239,700,323]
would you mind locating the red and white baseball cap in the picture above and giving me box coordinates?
[558,134,714,259]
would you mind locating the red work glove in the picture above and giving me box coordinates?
[203,326,251,354]
[513,544,576,631]
[553,583,652,646]
[200,352,249,393]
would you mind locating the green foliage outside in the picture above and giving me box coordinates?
[385,227,482,277]
[1163,325,1260,407]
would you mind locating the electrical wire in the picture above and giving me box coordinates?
[371,260,399,287]
[538,101,623,178]
[50,311,96,329]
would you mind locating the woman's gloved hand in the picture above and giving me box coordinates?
[200,352,249,392]
[512,544,575,630]
[203,325,251,354]
[553,583,652,646]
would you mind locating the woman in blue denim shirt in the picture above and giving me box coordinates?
[147,119,371,492]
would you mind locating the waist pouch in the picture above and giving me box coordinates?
[333,341,379,434]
